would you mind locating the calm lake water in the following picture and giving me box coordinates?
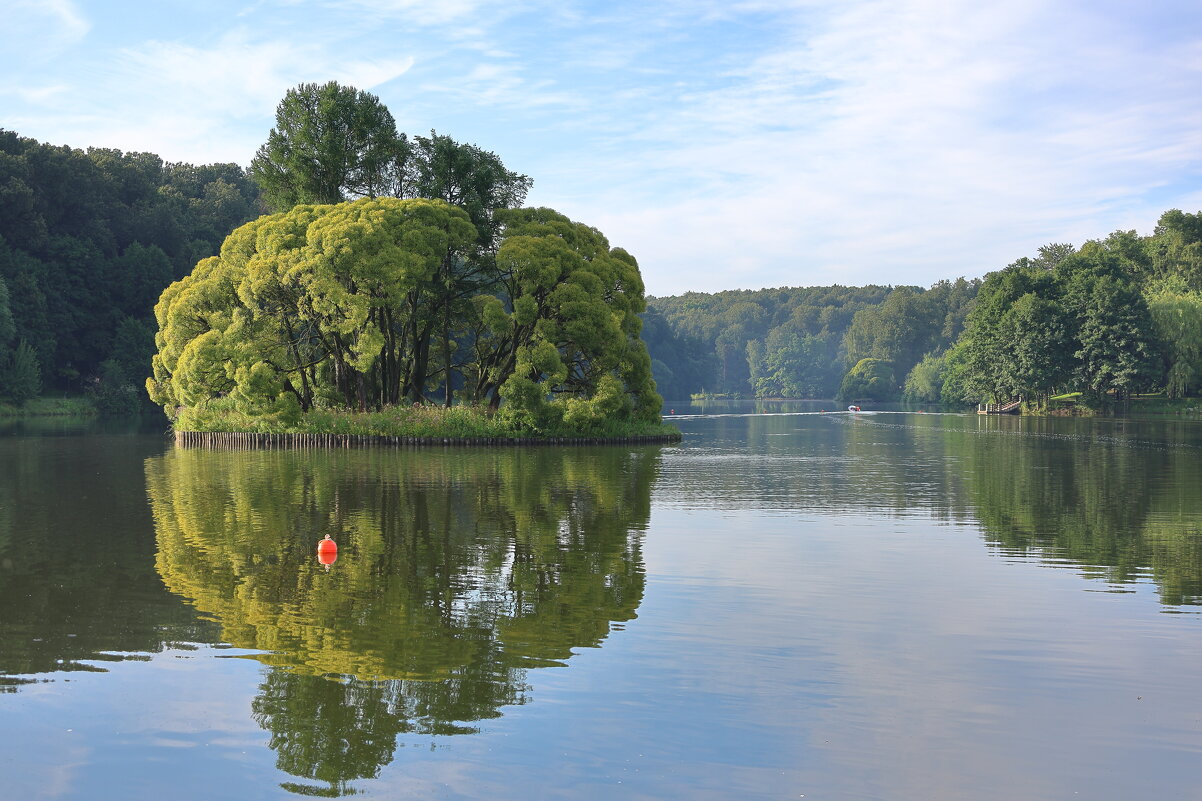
[4,406,1202,800]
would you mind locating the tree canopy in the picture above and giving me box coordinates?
[0,129,263,402]
[11,87,1202,415]
[249,81,404,210]
[644,282,976,400]
[645,207,1202,408]
[147,199,661,432]
[248,82,532,245]
[942,239,1162,406]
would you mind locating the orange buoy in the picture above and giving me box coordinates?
[317,534,337,554]
[317,535,338,566]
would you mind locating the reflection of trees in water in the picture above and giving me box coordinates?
[0,436,213,688]
[760,413,1202,607]
[146,446,657,796]
[960,420,1202,606]
[661,413,1202,607]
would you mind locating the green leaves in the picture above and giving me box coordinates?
[1,339,41,405]
[149,200,662,430]
[250,82,403,211]
[837,357,897,402]
[1146,279,1202,398]
[945,244,1162,406]
[473,208,660,428]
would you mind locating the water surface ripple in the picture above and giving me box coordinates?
[3,410,1202,799]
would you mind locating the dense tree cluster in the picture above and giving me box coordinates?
[646,209,1202,407]
[0,128,262,405]
[147,199,661,431]
[148,82,659,431]
[9,73,1202,414]
[938,216,1202,407]
[644,281,978,401]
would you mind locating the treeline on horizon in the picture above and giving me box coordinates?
[645,216,1202,407]
[0,128,263,410]
[643,279,978,400]
[3,111,1202,413]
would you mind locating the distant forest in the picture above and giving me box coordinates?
[646,216,1202,407]
[3,121,1202,411]
[644,280,979,400]
[0,129,263,409]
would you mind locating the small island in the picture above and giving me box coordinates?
[142,82,678,447]
[150,198,677,446]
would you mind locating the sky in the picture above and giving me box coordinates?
[3,0,1202,297]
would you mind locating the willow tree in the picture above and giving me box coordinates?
[1145,277,1202,398]
[148,197,476,417]
[147,200,662,431]
[464,207,661,430]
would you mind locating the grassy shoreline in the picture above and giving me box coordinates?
[171,403,681,441]
[1040,392,1202,417]
[0,396,98,419]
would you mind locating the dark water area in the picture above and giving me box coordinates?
[4,408,1202,799]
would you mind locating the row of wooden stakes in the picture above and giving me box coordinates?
[173,430,683,449]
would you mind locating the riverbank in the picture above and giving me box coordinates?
[1042,393,1202,417]
[0,396,97,419]
[171,403,681,446]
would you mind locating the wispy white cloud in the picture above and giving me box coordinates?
[11,26,415,163]
[285,0,533,38]
[0,0,90,63]
[0,84,71,103]
[539,0,1202,293]
[313,0,491,26]
[4,0,1202,294]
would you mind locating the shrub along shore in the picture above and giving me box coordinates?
[0,396,97,419]
[171,402,681,447]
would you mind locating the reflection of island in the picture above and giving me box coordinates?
[145,445,658,796]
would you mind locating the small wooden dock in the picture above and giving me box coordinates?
[978,399,1022,415]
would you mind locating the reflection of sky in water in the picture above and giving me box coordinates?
[4,413,1202,800]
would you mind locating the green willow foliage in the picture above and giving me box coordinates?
[147,199,661,432]
[1145,277,1202,398]
[837,357,897,402]
[146,444,656,794]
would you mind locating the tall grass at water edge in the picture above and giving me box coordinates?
[174,401,680,440]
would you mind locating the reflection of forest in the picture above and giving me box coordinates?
[660,413,1202,608]
[959,418,1202,606]
[836,414,1202,606]
[0,435,213,688]
[146,445,657,795]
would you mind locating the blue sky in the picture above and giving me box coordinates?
[3,0,1202,296]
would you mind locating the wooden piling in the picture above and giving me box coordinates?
[173,428,682,450]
